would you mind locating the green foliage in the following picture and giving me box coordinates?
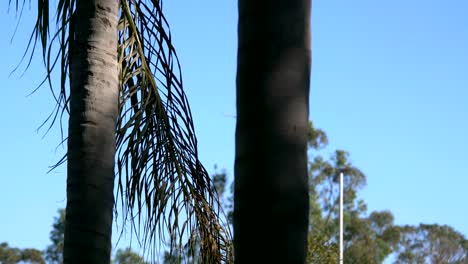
[44,209,152,264]
[394,224,468,263]
[20,248,45,264]
[113,248,148,264]
[307,121,328,150]
[162,248,198,264]
[342,212,399,264]
[0,243,21,264]
[161,237,203,264]
[307,121,398,263]
[212,167,227,200]
[212,169,233,225]
[309,150,366,219]
[44,209,65,264]
[307,234,338,263]
[306,122,468,263]
[0,242,45,264]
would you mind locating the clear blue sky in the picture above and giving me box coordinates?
[1,0,467,261]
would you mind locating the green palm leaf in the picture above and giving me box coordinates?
[116,1,232,262]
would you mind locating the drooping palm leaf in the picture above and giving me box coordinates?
[116,1,232,262]
[12,0,233,262]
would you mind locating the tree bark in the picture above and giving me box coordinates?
[234,0,311,263]
[64,1,119,263]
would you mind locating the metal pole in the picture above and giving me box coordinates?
[339,172,344,264]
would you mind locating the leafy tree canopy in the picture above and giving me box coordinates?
[113,248,148,264]
[0,242,44,264]
[306,121,395,263]
[43,209,149,264]
[394,223,468,264]
[44,209,65,264]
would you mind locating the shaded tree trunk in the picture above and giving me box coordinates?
[64,1,119,263]
[234,0,311,263]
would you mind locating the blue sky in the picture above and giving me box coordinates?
[1,0,467,261]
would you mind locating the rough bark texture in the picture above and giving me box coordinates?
[64,1,119,263]
[234,0,311,263]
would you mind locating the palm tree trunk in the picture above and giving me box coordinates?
[234,0,311,263]
[64,1,119,263]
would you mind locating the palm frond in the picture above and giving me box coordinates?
[116,2,232,261]
[10,0,72,141]
[13,0,233,262]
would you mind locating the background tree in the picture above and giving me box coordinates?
[113,248,148,264]
[44,209,153,264]
[394,224,468,264]
[305,122,468,263]
[0,242,44,264]
[0,243,21,264]
[44,209,65,264]
[342,211,400,264]
[212,168,233,225]
[305,121,338,262]
[306,234,338,263]
[308,150,400,263]
[12,0,231,263]
[307,121,400,263]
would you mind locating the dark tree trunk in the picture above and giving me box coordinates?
[64,0,119,263]
[234,0,311,263]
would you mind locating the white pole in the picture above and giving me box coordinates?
[339,172,344,264]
